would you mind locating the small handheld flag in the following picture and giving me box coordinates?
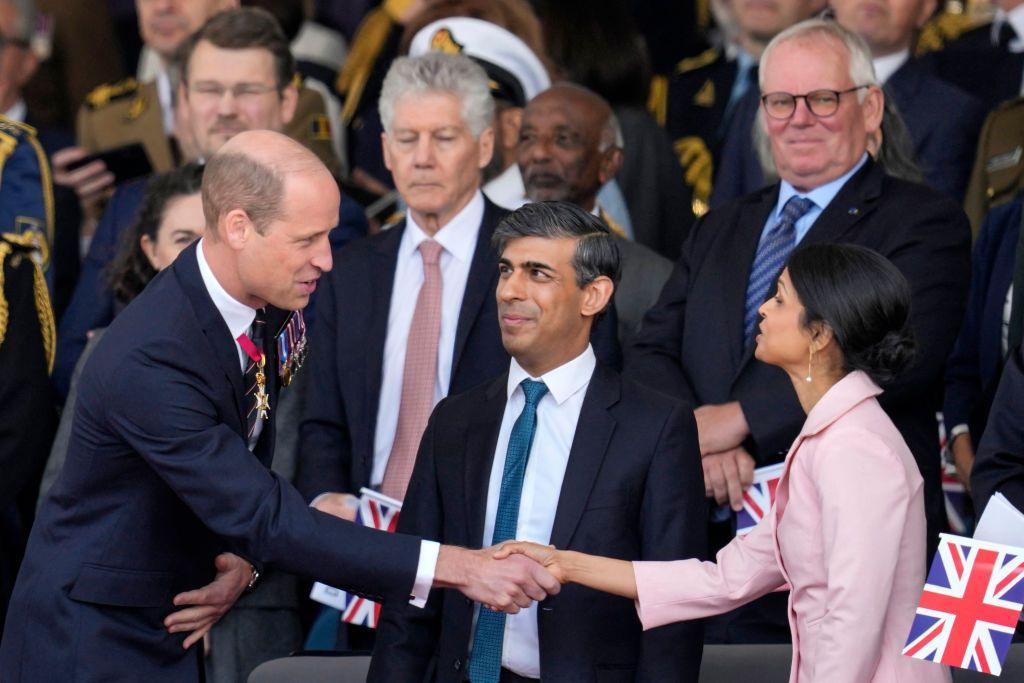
[736,463,785,536]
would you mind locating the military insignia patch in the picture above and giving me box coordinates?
[85,78,140,110]
[430,28,464,55]
[694,79,715,107]
[124,96,148,122]
[986,146,1022,173]
[277,310,308,386]
[311,115,332,141]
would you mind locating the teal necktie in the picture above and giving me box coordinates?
[468,379,549,683]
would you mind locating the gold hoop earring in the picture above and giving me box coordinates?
[805,347,814,383]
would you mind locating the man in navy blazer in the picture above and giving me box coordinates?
[0,131,559,682]
[628,20,970,642]
[370,202,706,682]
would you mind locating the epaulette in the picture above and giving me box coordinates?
[0,232,56,372]
[915,12,987,55]
[84,78,141,110]
[0,116,38,169]
[675,47,721,75]
[0,117,37,137]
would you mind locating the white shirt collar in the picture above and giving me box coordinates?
[404,190,485,264]
[872,49,910,84]
[3,99,26,123]
[196,239,257,340]
[995,6,1024,50]
[778,152,868,210]
[506,345,596,406]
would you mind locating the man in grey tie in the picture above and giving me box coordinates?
[627,18,970,643]
[369,201,707,682]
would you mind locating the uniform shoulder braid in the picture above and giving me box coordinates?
[85,78,141,110]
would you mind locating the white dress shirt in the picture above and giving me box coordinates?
[372,190,485,486]
[475,345,597,678]
[197,240,439,606]
[3,99,27,123]
[872,49,909,85]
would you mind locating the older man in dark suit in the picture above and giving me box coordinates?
[370,202,706,682]
[628,18,970,643]
[0,130,559,682]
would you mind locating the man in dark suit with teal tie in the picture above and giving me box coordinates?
[370,202,706,682]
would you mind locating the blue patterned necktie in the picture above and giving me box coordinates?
[468,379,549,683]
[743,196,815,341]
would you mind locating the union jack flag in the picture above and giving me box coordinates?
[903,534,1024,676]
[736,463,784,536]
[309,489,402,629]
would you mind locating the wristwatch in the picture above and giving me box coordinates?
[245,564,260,593]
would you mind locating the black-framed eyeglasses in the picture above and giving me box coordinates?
[760,86,870,120]
[0,34,30,51]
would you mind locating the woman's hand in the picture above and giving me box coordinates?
[492,541,569,584]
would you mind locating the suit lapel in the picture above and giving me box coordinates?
[451,199,503,381]
[464,375,508,547]
[173,242,246,427]
[722,189,777,371]
[364,225,404,474]
[549,366,619,549]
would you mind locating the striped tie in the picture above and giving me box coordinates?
[743,196,814,341]
[468,379,549,683]
[239,309,267,447]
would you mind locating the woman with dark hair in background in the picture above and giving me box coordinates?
[39,163,205,505]
[498,244,950,682]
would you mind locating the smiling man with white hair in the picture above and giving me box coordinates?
[628,17,970,644]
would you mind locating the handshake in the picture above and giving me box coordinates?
[435,541,567,613]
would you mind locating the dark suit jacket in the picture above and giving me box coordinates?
[944,198,1022,443]
[296,197,621,501]
[972,343,1024,515]
[711,58,985,206]
[0,242,421,682]
[54,179,369,399]
[921,24,1024,115]
[369,364,708,683]
[627,158,971,547]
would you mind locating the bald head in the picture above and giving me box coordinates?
[518,83,622,208]
[203,130,332,237]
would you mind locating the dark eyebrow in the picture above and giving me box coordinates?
[497,258,556,274]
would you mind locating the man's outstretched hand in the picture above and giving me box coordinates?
[433,545,560,613]
[164,552,252,649]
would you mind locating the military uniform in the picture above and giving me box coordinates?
[664,47,755,218]
[0,118,58,628]
[964,97,1024,231]
[76,77,342,175]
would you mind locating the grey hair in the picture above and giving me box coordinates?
[492,201,621,289]
[379,52,495,138]
[4,0,37,42]
[759,19,878,99]
[753,91,923,184]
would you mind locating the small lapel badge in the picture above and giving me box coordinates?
[848,207,860,216]
[277,310,308,387]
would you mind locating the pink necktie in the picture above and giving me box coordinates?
[382,239,444,501]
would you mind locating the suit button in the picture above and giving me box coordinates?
[453,658,462,671]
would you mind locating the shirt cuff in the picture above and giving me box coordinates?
[409,540,440,608]
[949,424,971,441]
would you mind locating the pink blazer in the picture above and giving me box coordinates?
[634,371,951,682]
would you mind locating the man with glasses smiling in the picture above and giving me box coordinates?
[627,18,970,644]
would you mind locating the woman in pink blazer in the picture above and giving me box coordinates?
[498,244,950,682]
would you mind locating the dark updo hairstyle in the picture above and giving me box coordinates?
[785,243,916,385]
[107,163,204,305]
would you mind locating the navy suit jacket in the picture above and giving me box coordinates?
[369,365,707,683]
[972,342,1024,515]
[54,179,369,399]
[711,58,985,206]
[921,24,1024,115]
[944,198,1022,443]
[0,242,420,682]
[295,198,621,501]
[627,158,971,547]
